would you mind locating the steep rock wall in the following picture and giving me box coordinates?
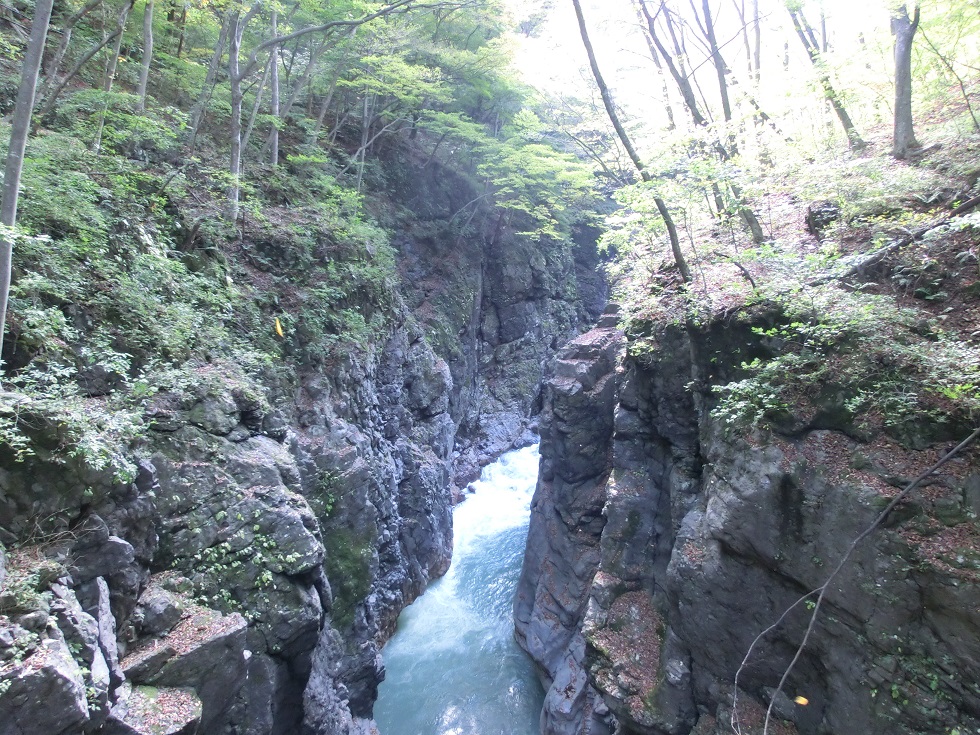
[516,314,980,735]
[383,156,606,485]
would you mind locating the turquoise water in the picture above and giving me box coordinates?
[374,445,545,735]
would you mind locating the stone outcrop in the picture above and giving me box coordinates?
[516,314,980,735]
[514,321,623,735]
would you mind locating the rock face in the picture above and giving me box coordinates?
[0,155,600,733]
[514,323,623,735]
[387,157,606,486]
[516,315,980,735]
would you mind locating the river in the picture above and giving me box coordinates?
[373,444,545,735]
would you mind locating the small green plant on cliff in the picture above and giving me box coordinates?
[710,285,980,438]
[0,546,65,615]
[323,528,374,630]
[0,363,141,482]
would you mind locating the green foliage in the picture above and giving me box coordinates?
[709,286,980,440]
[0,362,142,482]
[53,90,184,156]
[0,547,65,615]
[469,111,598,240]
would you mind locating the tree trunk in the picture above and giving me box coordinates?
[309,51,348,143]
[1,0,55,363]
[648,0,765,242]
[137,0,154,111]
[242,52,273,156]
[268,8,279,167]
[632,0,675,130]
[732,0,752,79]
[892,5,920,159]
[788,7,866,150]
[228,8,245,222]
[174,3,186,57]
[92,0,134,153]
[279,36,326,124]
[638,0,708,127]
[40,0,102,87]
[700,0,732,122]
[188,13,230,152]
[35,3,130,122]
[572,0,690,283]
[102,1,133,92]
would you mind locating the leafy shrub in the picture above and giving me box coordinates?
[710,286,980,442]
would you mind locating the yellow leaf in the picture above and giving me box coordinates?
[274,317,284,337]
[794,696,809,706]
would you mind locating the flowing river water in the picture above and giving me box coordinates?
[374,444,545,735]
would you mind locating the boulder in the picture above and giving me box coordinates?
[139,605,247,733]
[67,516,136,585]
[805,199,841,239]
[103,683,202,735]
[49,583,111,729]
[132,583,184,637]
[0,627,89,735]
[75,577,124,694]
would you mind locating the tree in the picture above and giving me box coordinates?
[891,4,920,159]
[268,6,280,167]
[571,0,691,284]
[636,0,766,243]
[786,2,866,150]
[224,0,432,220]
[0,0,56,364]
[137,0,155,112]
[35,0,135,123]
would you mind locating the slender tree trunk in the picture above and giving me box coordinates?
[279,36,326,123]
[228,9,245,221]
[309,58,345,143]
[1,0,55,363]
[137,0,154,111]
[701,0,732,122]
[638,0,708,127]
[572,0,690,283]
[242,52,273,156]
[188,13,230,151]
[820,5,828,52]
[920,28,980,133]
[752,0,761,82]
[892,5,920,159]
[174,4,186,57]
[268,8,279,167]
[788,7,866,150]
[732,0,752,79]
[647,0,765,242]
[40,0,102,89]
[632,0,676,130]
[92,0,135,153]
[355,93,372,191]
[35,5,130,122]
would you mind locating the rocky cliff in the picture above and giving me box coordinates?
[0,152,602,734]
[516,308,980,735]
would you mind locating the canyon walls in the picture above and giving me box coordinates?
[516,312,980,735]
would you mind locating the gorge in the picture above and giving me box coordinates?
[1,1,979,734]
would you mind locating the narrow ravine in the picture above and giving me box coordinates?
[374,445,545,735]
